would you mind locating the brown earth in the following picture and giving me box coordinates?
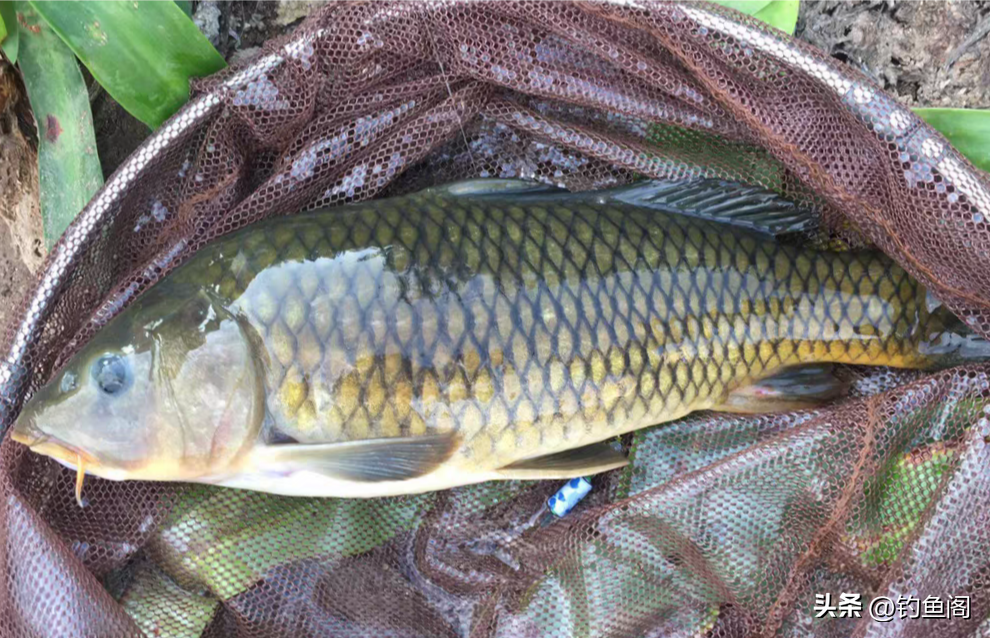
[0,0,988,336]
[0,61,42,334]
[796,0,990,108]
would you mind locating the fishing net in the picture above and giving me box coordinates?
[2,1,990,636]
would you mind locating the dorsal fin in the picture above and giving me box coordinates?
[442,179,565,198]
[607,179,819,237]
[439,178,817,238]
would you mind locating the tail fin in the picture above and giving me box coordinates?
[919,297,990,366]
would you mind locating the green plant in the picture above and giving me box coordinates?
[0,1,18,63]
[915,108,990,174]
[0,0,224,247]
[715,0,800,34]
[14,2,102,250]
[29,1,225,129]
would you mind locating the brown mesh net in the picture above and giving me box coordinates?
[2,2,990,636]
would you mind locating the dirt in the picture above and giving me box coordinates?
[273,1,323,27]
[797,1,990,108]
[0,61,43,335]
[0,0,988,337]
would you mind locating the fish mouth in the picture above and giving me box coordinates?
[10,427,100,506]
[10,426,98,471]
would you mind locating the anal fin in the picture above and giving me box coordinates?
[496,442,629,480]
[714,364,849,414]
[255,433,459,483]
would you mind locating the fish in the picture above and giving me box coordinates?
[10,179,986,501]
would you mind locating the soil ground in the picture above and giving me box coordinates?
[797,1,990,108]
[0,64,42,334]
[1,0,988,335]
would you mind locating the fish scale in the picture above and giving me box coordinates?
[168,184,939,472]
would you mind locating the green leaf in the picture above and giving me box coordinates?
[915,107,990,174]
[29,0,226,129]
[119,562,219,638]
[151,487,434,600]
[752,0,799,34]
[714,1,772,15]
[0,1,19,63]
[714,0,800,35]
[856,445,955,568]
[150,479,535,601]
[16,1,103,249]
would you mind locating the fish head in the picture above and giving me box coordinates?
[11,283,265,483]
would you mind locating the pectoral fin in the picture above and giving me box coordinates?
[496,443,629,480]
[255,433,459,482]
[714,364,848,414]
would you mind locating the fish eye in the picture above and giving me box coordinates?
[182,294,213,328]
[185,301,207,325]
[59,370,78,394]
[92,354,130,396]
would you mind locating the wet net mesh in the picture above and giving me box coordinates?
[2,2,990,636]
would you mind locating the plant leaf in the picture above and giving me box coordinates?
[752,0,799,34]
[119,562,219,638]
[151,487,434,600]
[29,0,226,129]
[714,0,800,35]
[855,445,954,568]
[915,107,990,174]
[714,1,773,15]
[0,1,19,63]
[16,1,103,249]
